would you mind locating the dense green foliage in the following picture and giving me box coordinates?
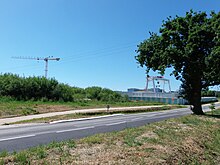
[84,87,127,102]
[136,10,220,115]
[202,90,220,97]
[72,86,128,102]
[0,73,74,101]
[0,73,127,102]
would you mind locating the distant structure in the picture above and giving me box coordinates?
[123,76,186,104]
[120,76,218,105]
[12,56,60,78]
[145,76,171,93]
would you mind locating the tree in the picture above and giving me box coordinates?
[85,87,102,100]
[136,10,220,115]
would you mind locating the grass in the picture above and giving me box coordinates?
[0,98,165,119]
[1,108,220,164]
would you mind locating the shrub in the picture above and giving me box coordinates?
[0,73,73,102]
[0,73,128,102]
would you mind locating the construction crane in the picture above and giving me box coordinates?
[12,56,60,78]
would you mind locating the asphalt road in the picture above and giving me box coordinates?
[0,103,219,152]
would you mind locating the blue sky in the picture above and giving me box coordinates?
[0,0,219,91]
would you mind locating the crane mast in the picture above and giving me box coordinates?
[12,56,60,78]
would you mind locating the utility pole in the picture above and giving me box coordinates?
[12,56,60,78]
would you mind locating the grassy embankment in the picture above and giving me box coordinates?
[0,97,165,118]
[1,108,220,164]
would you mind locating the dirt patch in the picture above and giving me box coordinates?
[68,144,132,164]
[61,141,169,164]
[136,131,159,141]
[166,137,206,164]
[34,105,73,113]
[198,115,220,123]
[141,143,171,154]
[177,123,192,130]
[160,121,192,131]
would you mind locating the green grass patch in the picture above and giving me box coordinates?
[14,152,30,165]
[124,135,143,147]
[80,134,105,145]
[0,151,8,158]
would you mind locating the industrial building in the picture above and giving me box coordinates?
[122,76,217,105]
[124,76,186,104]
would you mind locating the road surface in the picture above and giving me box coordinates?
[0,103,219,152]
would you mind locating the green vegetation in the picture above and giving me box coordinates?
[0,73,128,103]
[136,10,220,115]
[202,89,220,97]
[0,73,73,102]
[1,109,220,164]
[209,103,215,115]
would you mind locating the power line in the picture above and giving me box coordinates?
[62,41,138,61]
[57,44,135,65]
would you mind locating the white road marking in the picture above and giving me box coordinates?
[143,114,157,117]
[56,126,95,133]
[131,117,144,121]
[105,121,126,126]
[36,131,56,135]
[0,134,36,142]
[137,113,157,117]
[155,113,181,118]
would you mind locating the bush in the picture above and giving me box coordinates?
[0,73,73,102]
[0,73,128,103]
[85,86,128,102]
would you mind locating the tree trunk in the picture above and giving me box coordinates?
[192,98,204,115]
[191,81,204,115]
